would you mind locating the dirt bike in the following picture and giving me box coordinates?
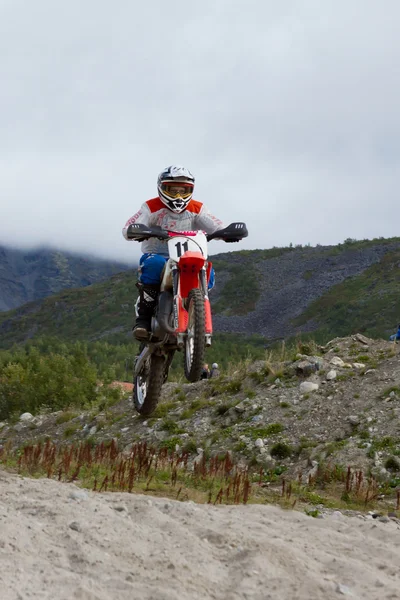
[126,221,248,415]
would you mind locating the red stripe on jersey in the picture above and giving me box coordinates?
[185,199,203,214]
[146,197,165,213]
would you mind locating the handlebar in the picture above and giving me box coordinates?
[126,222,248,243]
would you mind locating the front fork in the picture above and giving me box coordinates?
[172,266,212,347]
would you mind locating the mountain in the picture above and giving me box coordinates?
[0,245,132,312]
[0,237,400,348]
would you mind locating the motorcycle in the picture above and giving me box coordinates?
[126,221,248,415]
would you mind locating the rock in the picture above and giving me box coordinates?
[19,412,34,422]
[352,363,366,370]
[89,426,97,436]
[326,370,337,380]
[378,516,390,523]
[353,333,370,345]
[347,415,360,426]
[234,402,246,414]
[330,357,345,367]
[302,460,319,483]
[69,521,82,532]
[300,381,319,393]
[296,361,318,377]
[69,490,89,501]
[251,415,263,423]
[254,438,264,448]
[370,466,391,482]
[121,427,129,433]
[335,583,354,596]
[13,423,26,432]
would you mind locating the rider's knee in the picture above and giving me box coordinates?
[138,253,167,285]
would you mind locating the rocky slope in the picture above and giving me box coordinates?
[2,335,400,495]
[0,245,131,312]
[212,239,400,339]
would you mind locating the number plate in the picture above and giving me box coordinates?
[167,232,208,261]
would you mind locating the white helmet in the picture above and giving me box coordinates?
[157,165,195,213]
[212,363,219,369]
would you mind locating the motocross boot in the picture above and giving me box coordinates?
[133,284,160,341]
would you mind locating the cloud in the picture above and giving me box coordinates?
[0,0,399,260]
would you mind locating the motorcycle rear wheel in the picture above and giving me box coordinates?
[183,288,206,382]
[133,353,165,416]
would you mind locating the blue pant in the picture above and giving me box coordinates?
[139,253,215,289]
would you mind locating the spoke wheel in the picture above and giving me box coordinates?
[183,288,205,382]
[133,353,165,416]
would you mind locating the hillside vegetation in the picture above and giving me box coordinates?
[0,245,131,312]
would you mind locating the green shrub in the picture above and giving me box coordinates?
[270,442,292,459]
[385,457,400,471]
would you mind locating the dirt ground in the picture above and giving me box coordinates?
[1,469,399,600]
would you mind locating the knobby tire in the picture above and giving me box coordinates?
[184,288,206,382]
[133,353,165,416]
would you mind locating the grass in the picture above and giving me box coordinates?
[63,423,81,438]
[244,424,284,440]
[160,419,185,435]
[151,401,179,418]
[55,412,78,425]
[255,462,400,514]
[179,398,213,420]
[0,439,252,505]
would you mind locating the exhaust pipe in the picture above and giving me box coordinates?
[156,291,175,334]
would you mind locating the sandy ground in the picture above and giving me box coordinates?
[0,469,399,600]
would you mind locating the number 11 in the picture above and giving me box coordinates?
[175,241,189,257]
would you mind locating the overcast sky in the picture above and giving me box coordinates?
[1,0,399,262]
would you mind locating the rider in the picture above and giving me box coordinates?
[389,324,400,342]
[122,165,224,340]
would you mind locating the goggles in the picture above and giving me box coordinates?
[161,181,193,200]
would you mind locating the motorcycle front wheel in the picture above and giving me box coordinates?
[133,353,165,416]
[183,288,206,383]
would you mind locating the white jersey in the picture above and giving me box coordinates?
[122,197,224,254]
